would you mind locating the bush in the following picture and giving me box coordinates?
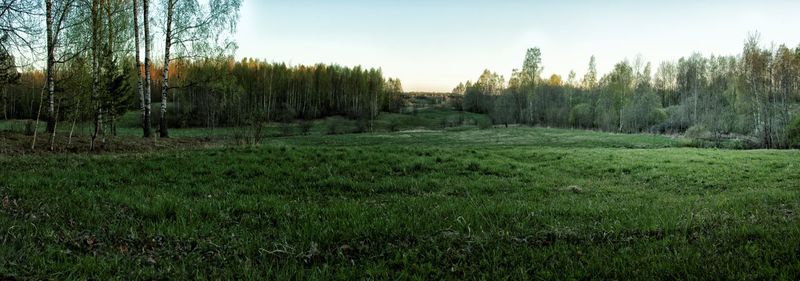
[477,118,491,130]
[788,115,800,148]
[24,120,35,136]
[279,122,293,136]
[661,105,691,133]
[299,121,313,135]
[388,119,401,132]
[354,119,370,133]
[326,121,338,135]
[685,124,711,139]
[569,103,593,128]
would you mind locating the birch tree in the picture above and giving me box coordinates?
[90,0,101,150]
[158,0,242,138]
[44,0,76,134]
[133,0,144,135]
[521,48,542,124]
[143,0,152,137]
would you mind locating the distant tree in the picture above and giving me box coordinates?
[581,55,598,90]
[522,48,542,124]
[654,61,677,107]
[383,78,404,112]
[742,34,774,147]
[623,63,664,133]
[463,69,503,114]
[567,70,577,88]
[492,92,515,127]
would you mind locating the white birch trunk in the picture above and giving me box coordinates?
[159,0,173,138]
[143,0,152,137]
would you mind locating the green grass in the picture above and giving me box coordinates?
[2,116,800,279]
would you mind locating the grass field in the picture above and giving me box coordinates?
[2,112,800,279]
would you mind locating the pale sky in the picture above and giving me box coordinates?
[234,0,800,92]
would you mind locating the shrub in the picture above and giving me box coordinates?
[788,115,800,148]
[326,122,338,135]
[477,119,491,130]
[354,119,370,133]
[24,120,35,136]
[299,121,313,135]
[662,105,691,133]
[279,122,293,136]
[569,103,593,128]
[685,124,711,139]
[388,119,401,132]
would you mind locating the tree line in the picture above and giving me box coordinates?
[455,35,800,148]
[168,58,403,128]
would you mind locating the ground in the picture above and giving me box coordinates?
[1,110,799,279]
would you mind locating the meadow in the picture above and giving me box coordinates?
[1,109,799,279]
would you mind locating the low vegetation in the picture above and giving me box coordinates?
[2,119,799,279]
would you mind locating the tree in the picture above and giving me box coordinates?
[0,35,21,119]
[654,61,677,107]
[158,0,243,138]
[90,0,102,150]
[581,55,597,90]
[521,47,542,124]
[623,63,664,133]
[463,69,503,114]
[44,0,77,134]
[742,34,774,147]
[133,0,145,136]
[143,0,153,137]
[492,92,515,127]
[158,0,173,137]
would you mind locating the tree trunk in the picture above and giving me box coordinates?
[159,0,173,138]
[45,0,55,133]
[2,86,6,120]
[68,96,79,146]
[133,0,145,137]
[104,0,116,137]
[49,98,60,151]
[143,0,152,137]
[30,86,45,150]
[90,0,103,151]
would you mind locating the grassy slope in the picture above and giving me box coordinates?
[1,126,800,279]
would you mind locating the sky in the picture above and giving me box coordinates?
[234,0,800,92]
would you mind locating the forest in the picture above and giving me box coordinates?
[457,37,800,148]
